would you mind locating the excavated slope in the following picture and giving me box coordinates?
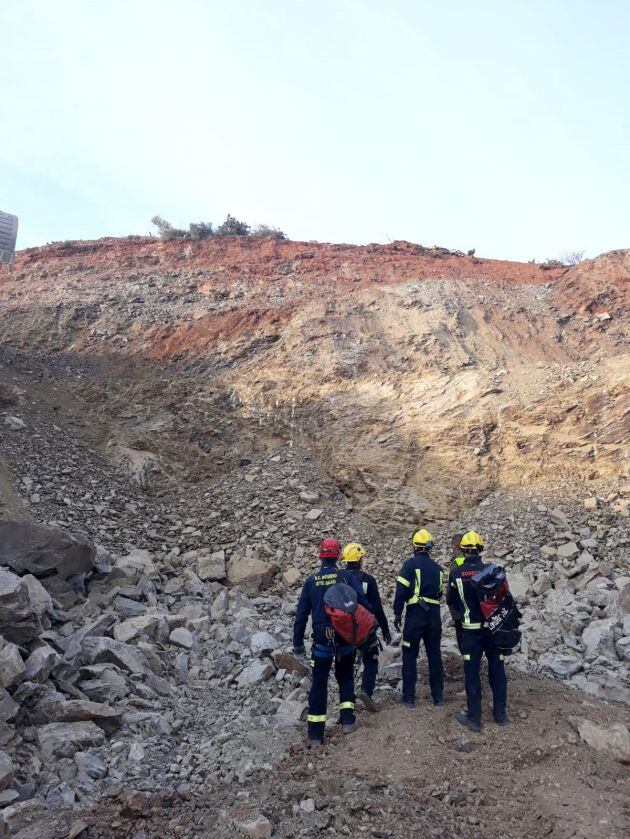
[1,237,628,524]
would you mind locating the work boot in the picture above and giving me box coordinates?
[397,696,415,709]
[308,739,323,750]
[433,698,445,707]
[455,710,481,732]
[341,722,358,735]
[359,690,377,713]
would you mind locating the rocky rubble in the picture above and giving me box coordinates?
[0,377,629,834]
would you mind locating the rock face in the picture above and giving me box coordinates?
[0,521,95,580]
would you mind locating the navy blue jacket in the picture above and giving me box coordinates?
[446,552,486,628]
[393,550,444,617]
[293,561,372,648]
[345,566,390,635]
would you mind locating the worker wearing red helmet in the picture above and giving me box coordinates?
[293,537,373,747]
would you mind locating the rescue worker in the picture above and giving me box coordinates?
[448,533,465,652]
[342,542,392,713]
[393,529,444,708]
[446,530,507,731]
[293,537,372,748]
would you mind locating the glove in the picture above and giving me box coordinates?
[383,630,392,646]
[394,615,402,632]
[293,645,305,656]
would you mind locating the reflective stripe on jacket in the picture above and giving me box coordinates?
[393,551,444,616]
[446,553,486,629]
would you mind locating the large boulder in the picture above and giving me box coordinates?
[582,618,619,661]
[114,549,159,580]
[0,521,95,580]
[113,615,161,644]
[20,644,61,684]
[226,554,278,591]
[0,643,25,689]
[237,660,274,687]
[36,721,105,758]
[539,651,583,677]
[574,718,630,764]
[197,551,226,582]
[80,636,152,675]
[21,575,53,616]
[0,569,42,644]
[29,694,122,731]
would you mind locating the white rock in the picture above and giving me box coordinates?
[116,548,158,579]
[306,508,323,521]
[557,542,580,561]
[533,573,552,596]
[169,627,194,649]
[575,718,630,764]
[250,632,278,657]
[128,742,145,762]
[237,660,274,687]
[582,618,618,661]
[197,551,226,582]
[274,699,306,726]
[3,416,26,430]
[114,615,160,644]
[282,568,301,587]
[227,555,277,591]
[238,815,273,838]
[508,572,530,599]
[615,636,630,662]
[539,652,583,677]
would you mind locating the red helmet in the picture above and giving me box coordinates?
[319,538,341,560]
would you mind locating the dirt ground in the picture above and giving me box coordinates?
[64,659,629,839]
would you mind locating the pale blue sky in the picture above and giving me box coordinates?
[1,0,628,261]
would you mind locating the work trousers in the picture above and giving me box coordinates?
[402,605,443,703]
[460,628,507,722]
[360,646,379,697]
[307,629,355,742]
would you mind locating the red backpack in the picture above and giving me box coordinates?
[323,581,376,647]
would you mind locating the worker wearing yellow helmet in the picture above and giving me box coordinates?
[448,533,466,652]
[392,529,444,708]
[342,542,391,713]
[446,530,508,732]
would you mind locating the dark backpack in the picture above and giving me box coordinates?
[470,564,522,653]
[323,581,376,648]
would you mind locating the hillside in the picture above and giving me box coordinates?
[0,237,628,837]
[2,237,628,522]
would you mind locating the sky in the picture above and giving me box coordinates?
[1,0,629,261]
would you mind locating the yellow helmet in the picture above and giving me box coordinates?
[343,542,366,563]
[411,529,434,549]
[460,530,484,551]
